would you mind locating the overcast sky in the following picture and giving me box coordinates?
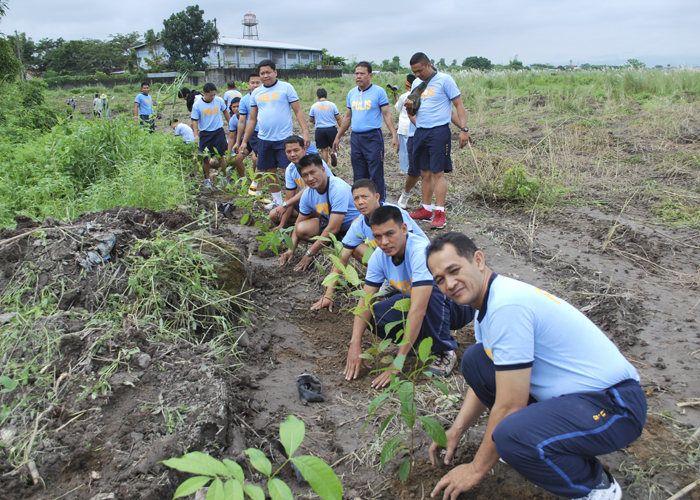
[3,0,699,67]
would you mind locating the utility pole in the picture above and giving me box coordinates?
[14,30,25,82]
[214,18,220,69]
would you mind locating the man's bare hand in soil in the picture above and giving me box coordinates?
[370,365,398,389]
[344,342,369,380]
[311,296,334,312]
[294,254,313,272]
[429,426,461,466]
[431,463,486,500]
[279,250,294,266]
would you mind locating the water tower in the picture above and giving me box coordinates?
[242,13,259,39]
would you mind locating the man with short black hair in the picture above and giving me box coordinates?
[405,52,471,229]
[171,119,195,145]
[133,83,155,132]
[344,206,470,389]
[309,88,341,167]
[278,154,359,272]
[233,73,262,191]
[311,179,426,312]
[332,62,399,203]
[178,87,203,113]
[240,60,311,211]
[269,136,329,230]
[224,80,242,111]
[425,232,646,500]
[191,82,231,190]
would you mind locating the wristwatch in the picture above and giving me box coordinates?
[282,202,287,209]
[460,127,470,133]
[305,250,314,258]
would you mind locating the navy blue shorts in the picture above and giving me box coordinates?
[406,136,420,176]
[257,138,288,172]
[370,284,472,353]
[199,128,228,157]
[413,124,453,173]
[350,129,386,202]
[247,131,259,155]
[315,126,337,150]
[139,114,155,133]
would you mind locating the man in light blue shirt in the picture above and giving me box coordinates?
[225,97,246,179]
[344,206,471,389]
[309,88,341,167]
[233,73,262,196]
[223,80,242,110]
[269,136,330,231]
[425,232,646,500]
[191,82,231,190]
[332,62,399,203]
[404,52,472,230]
[278,154,359,272]
[171,119,195,145]
[133,82,155,133]
[240,60,311,210]
[311,179,427,313]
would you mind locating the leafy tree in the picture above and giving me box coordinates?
[161,5,218,70]
[0,36,21,79]
[626,58,646,69]
[0,0,7,19]
[461,56,492,70]
[143,28,167,71]
[451,59,457,67]
[33,38,64,72]
[379,55,402,73]
[530,63,555,70]
[436,58,447,69]
[321,48,345,66]
[6,32,35,69]
[506,55,525,70]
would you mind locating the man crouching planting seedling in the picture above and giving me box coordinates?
[343,205,474,389]
[163,415,342,500]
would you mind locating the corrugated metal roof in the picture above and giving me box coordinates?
[216,37,322,51]
[131,38,322,52]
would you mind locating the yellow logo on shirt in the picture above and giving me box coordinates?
[421,87,435,98]
[295,178,306,189]
[316,103,331,111]
[315,203,329,215]
[484,348,493,360]
[203,107,219,116]
[389,279,412,295]
[352,100,372,111]
[258,92,279,103]
[535,288,562,305]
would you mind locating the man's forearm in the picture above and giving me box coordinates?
[471,401,522,474]
[350,304,372,344]
[382,108,398,138]
[192,121,200,137]
[337,113,351,138]
[236,116,247,145]
[455,100,468,128]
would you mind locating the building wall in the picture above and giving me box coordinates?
[136,43,323,70]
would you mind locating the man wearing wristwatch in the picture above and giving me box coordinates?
[278,154,360,272]
[268,136,332,231]
[404,52,471,229]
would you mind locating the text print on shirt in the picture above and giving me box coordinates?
[421,88,435,97]
[352,100,372,111]
[390,278,413,295]
[316,103,332,111]
[258,92,279,103]
[203,107,219,116]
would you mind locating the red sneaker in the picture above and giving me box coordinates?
[431,210,446,229]
[410,206,434,220]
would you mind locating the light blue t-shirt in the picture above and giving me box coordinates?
[298,176,360,232]
[342,203,428,250]
[250,80,300,141]
[346,84,389,133]
[285,158,333,191]
[134,93,153,116]
[365,232,434,295]
[224,89,242,110]
[238,94,259,133]
[310,100,340,128]
[174,123,195,144]
[411,72,461,129]
[229,114,239,132]
[191,96,226,132]
[475,275,639,402]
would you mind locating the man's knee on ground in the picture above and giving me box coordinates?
[351,244,370,263]
[269,206,283,223]
[296,219,320,241]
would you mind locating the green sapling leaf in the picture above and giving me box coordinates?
[279,414,305,458]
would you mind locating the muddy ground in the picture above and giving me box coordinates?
[1,110,699,500]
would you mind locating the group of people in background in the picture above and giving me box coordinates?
[129,52,645,500]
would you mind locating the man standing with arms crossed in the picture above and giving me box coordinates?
[240,60,311,211]
[133,82,155,133]
[405,53,471,229]
[332,62,399,203]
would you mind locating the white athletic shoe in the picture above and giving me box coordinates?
[397,192,410,210]
[376,280,395,297]
[264,200,280,211]
[572,473,622,500]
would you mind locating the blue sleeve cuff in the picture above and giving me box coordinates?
[330,211,347,215]
[365,280,383,288]
[494,361,534,371]
[411,280,434,287]
[343,243,360,249]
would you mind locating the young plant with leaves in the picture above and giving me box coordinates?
[163,415,342,500]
